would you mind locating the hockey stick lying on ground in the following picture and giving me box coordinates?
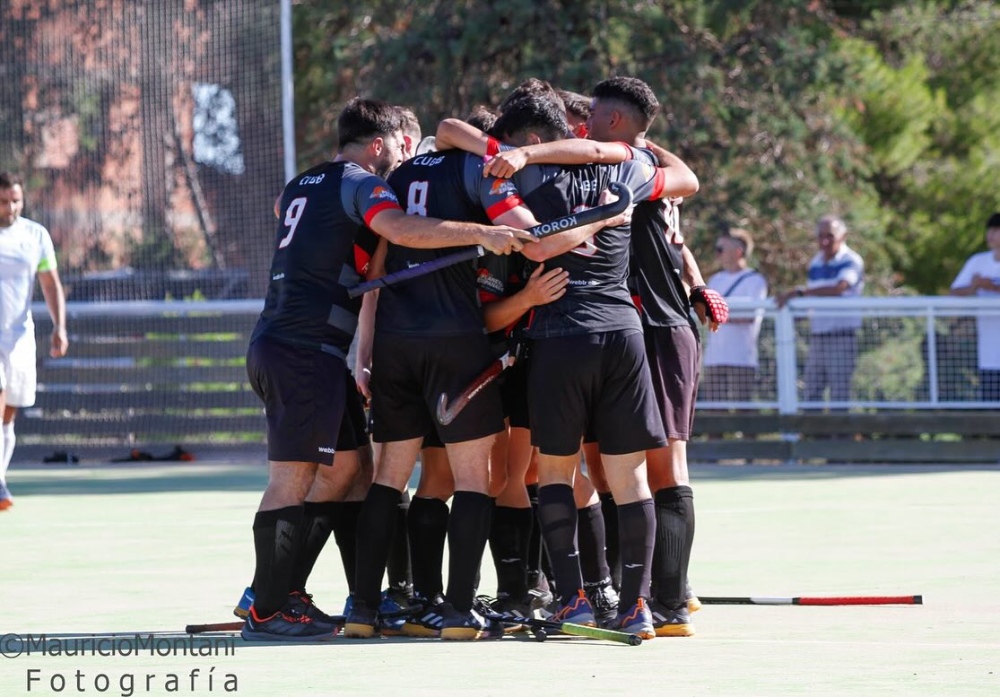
[699,595,923,606]
[480,611,642,646]
[348,182,634,298]
[347,245,486,298]
[185,603,423,634]
[436,349,516,426]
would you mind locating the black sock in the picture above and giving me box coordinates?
[526,482,556,595]
[407,496,450,599]
[386,489,412,596]
[617,499,655,609]
[288,501,338,593]
[489,505,533,599]
[354,484,402,608]
[537,484,583,605]
[653,486,695,608]
[328,501,363,594]
[577,503,611,588]
[251,505,304,617]
[445,491,493,612]
[599,492,620,591]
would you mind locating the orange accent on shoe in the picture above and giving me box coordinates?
[0,499,12,511]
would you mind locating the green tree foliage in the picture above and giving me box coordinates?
[292,0,997,293]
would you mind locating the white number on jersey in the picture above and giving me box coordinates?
[278,197,307,249]
[406,181,430,217]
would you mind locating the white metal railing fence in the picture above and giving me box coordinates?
[31,296,1000,416]
[698,296,1000,413]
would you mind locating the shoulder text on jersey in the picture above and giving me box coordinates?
[298,174,326,185]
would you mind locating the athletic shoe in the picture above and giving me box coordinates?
[0,482,13,511]
[686,579,702,613]
[527,570,555,614]
[402,594,447,638]
[586,581,620,628]
[342,594,354,617]
[233,587,254,619]
[614,597,656,640]
[649,598,695,637]
[379,588,411,635]
[439,602,489,641]
[479,594,531,633]
[551,589,597,627]
[343,599,379,639]
[287,590,338,624]
[240,605,337,642]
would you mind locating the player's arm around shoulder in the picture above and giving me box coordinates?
[638,139,699,200]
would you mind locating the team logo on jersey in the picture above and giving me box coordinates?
[489,179,517,197]
[370,186,398,202]
[641,162,656,181]
[477,267,504,294]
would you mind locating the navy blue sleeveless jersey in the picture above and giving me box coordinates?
[376,151,515,336]
[250,161,395,355]
[626,147,695,329]
[498,159,665,338]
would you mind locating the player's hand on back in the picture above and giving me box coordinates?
[522,263,569,306]
[599,186,634,229]
[483,149,528,179]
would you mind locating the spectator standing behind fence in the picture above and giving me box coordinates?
[949,212,1000,401]
[777,215,864,406]
[701,229,768,404]
[0,172,68,511]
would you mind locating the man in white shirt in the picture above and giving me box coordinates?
[0,172,69,510]
[778,215,865,405]
[702,228,768,403]
[949,212,1000,402]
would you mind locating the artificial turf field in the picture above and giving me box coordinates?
[2,458,998,696]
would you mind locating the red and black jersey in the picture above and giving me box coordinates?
[627,147,696,329]
[377,151,512,336]
[251,160,391,356]
[501,159,665,339]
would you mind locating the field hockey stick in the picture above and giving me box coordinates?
[347,245,486,298]
[527,181,633,238]
[436,349,516,426]
[481,611,642,646]
[699,595,923,606]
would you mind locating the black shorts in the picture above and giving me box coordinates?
[644,324,700,441]
[528,330,666,456]
[247,336,346,465]
[337,368,369,452]
[370,331,504,444]
[500,356,530,429]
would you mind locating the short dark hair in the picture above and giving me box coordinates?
[499,78,564,114]
[465,106,498,133]
[0,172,23,189]
[337,98,404,149]
[591,76,660,129]
[492,95,570,144]
[987,212,1000,229]
[557,89,591,121]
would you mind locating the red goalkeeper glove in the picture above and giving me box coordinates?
[690,285,729,325]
